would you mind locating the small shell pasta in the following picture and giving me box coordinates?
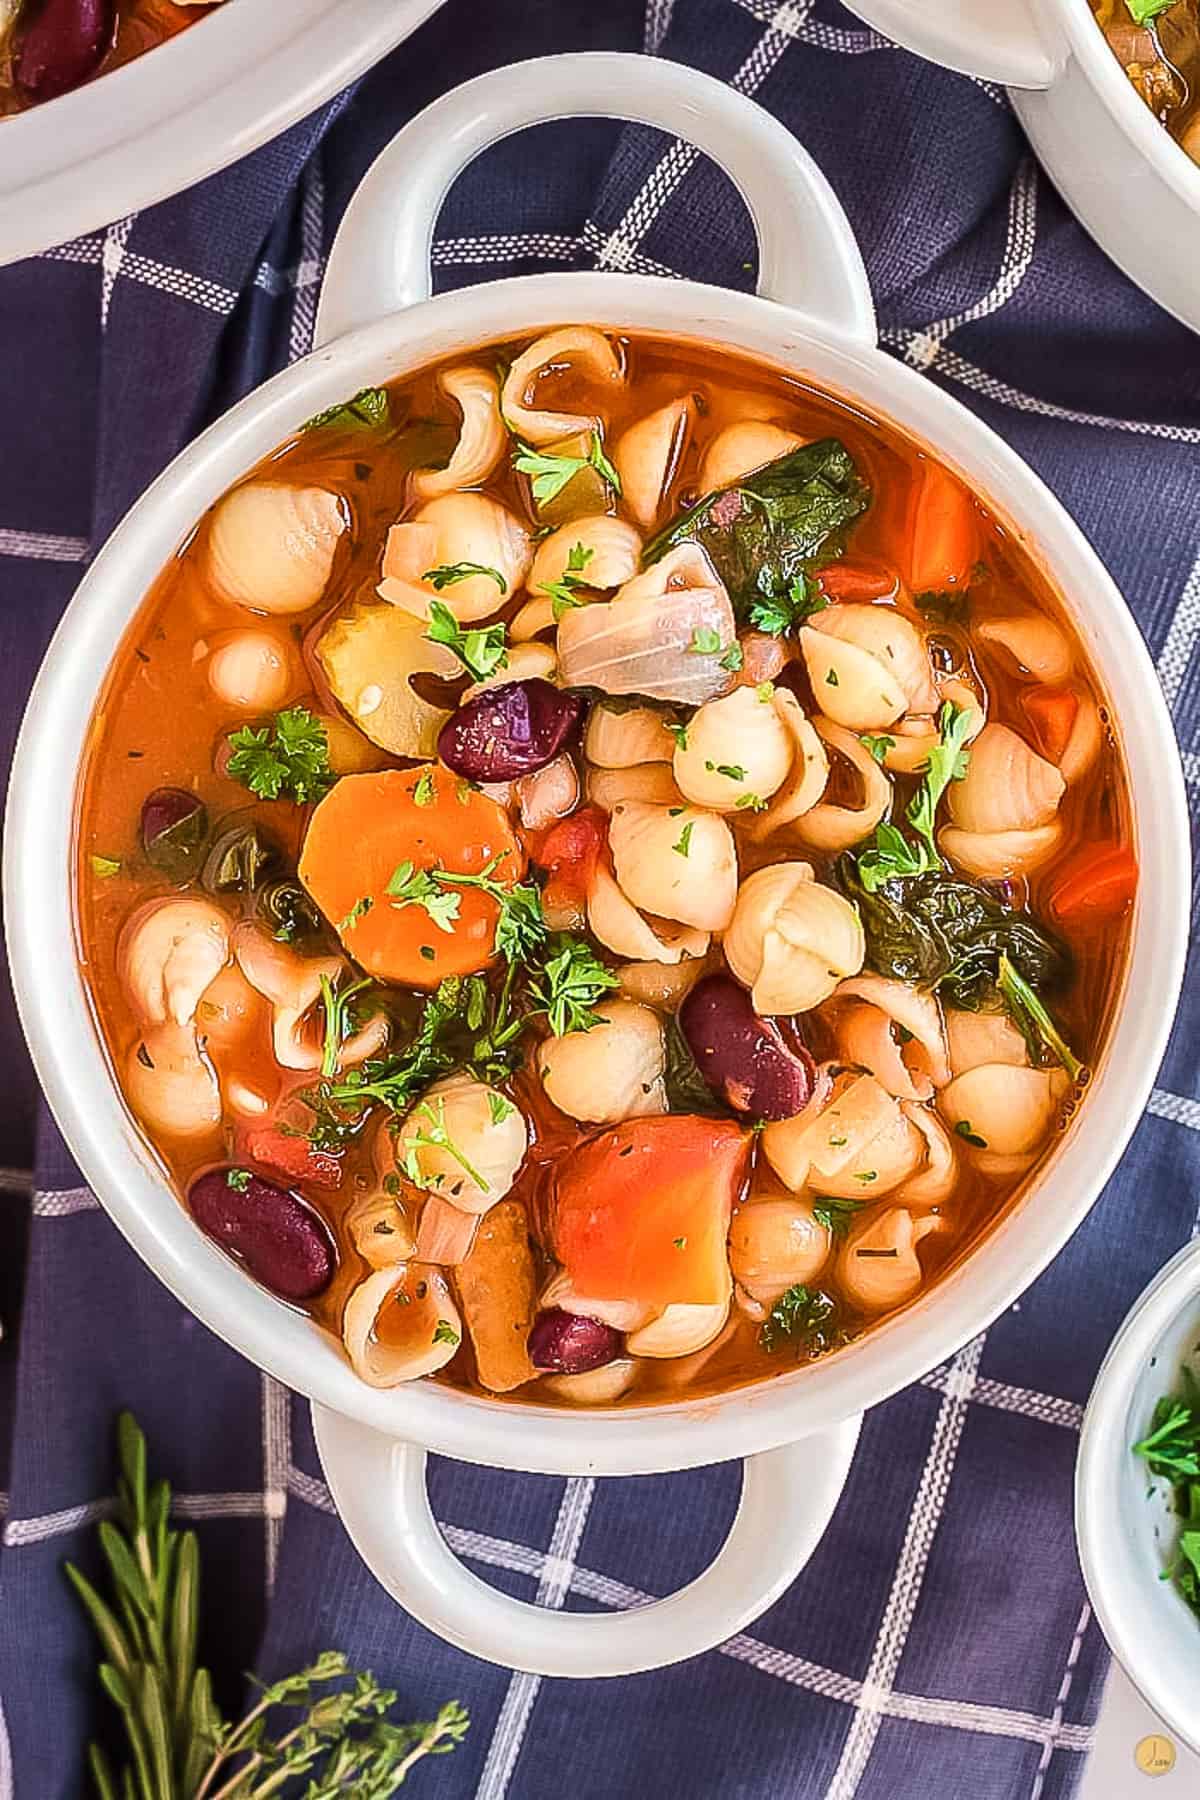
[728,1195,831,1305]
[342,1263,461,1386]
[978,614,1073,684]
[396,1073,528,1214]
[812,603,938,714]
[742,692,830,843]
[799,623,907,731]
[786,717,890,855]
[207,483,346,616]
[883,679,984,774]
[613,397,693,528]
[762,1071,921,1196]
[938,1064,1070,1169]
[609,801,738,932]
[530,515,642,600]
[615,956,708,1010]
[377,493,531,622]
[944,1009,1029,1078]
[125,1022,221,1141]
[412,365,506,500]
[696,420,804,492]
[724,862,864,1014]
[536,1000,666,1124]
[587,860,710,965]
[836,975,951,1088]
[587,763,685,811]
[938,821,1063,880]
[947,723,1065,833]
[345,1189,415,1268]
[207,630,293,711]
[896,1103,958,1208]
[586,703,676,768]
[626,1293,730,1358]
[837,1208,943,1314]
[672,684,794,811]
[500,326,623,446]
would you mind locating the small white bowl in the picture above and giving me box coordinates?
[1077,1239,1200,1758]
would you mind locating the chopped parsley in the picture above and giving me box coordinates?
[337,895,374,933]
[688,627,723,656]
[227,707,334,806]
[90,854,121,878]
[860,734,895,765]
[528,935,619,1036]
[720,642,744,672]
[855,701,973,893]
[422,562,507,595]
[735,792,768,812]
[673,822,694,858]
[954,1119,988,1149]
[748,571,828,637]
[1132,1366,1200,1622]
[432,1318,461,1348]
[301,386,390,433]
[225,1168,251,1194]
[487,1091,515,1126]
[412,767,437,808]
[543,541,596,620]
[759,1283,840,1357]
[425,599,509,682]
[812,1196,863,1238]
[402,1095,490,1193]
[513,433,621,506]
[666,721,690,751]
[386,861,462,935]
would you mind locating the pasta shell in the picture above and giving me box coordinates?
[742,692,830,843]
[613,397,693,529]
[799,624,908,731]
[882,678,985,774]
[540,1270,656,1333]
[412,364,506,501]
[762,1070,897,1190]
[509,596,557,641]
[947,723,1065,833]
[462,641,557,701]
[120,897,231,1030]
[813,603,938,714]
[516,754,579,831]
[728,1195,830,1305]
[542,1359,638,1404]
[944,1009,1029,1078]
[897,1102,958,1208]
[346,1190,415,1269]
[587,861,709,965]
[787,716,890,854]
[978,614,1073,684]
[587,763,685,811]
[836,1208,942,1314]
[938,1064,1070,1160]
[1059,694,1103,784]
[125,1023,221,1142]
[833,1003,931,1102]
[536,1000,667,1125]
[696,420,804,492]
[814,1108,925,1199]
[207,483,346,616]
[836,974,951,1088]
[396,1073,528,1215]
[586,703,677,768]
[557,544,738,705]
[342,1263,461,1387]
[724,863,864,1015]
[939,822,1063,880]
[609,801,738,931]
[377,493,531,622]
[207,630,293,712]
[615,956,708,1011]
[500,327,623,446]
[673,685,794,812]
[626,1286,731,1359]
[530,515,643,600]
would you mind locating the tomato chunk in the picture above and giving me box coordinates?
[1021,686,1078,765]
[551,1116,750,1309]
[906,462,978,595]
[532,804,607,911]
[1048,845,1138,925]
[238,1124,344,1191]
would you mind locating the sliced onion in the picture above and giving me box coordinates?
[557,545,738,705]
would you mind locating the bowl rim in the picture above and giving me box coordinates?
[0,0,445,267]
[1076,1237,1200,1758]
[5,271,1190,1476]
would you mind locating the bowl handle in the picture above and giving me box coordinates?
[839,0,1060,90]
[314,51,876,349]
[311,1401,861,1678]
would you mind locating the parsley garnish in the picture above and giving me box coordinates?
[433,1318,461,1347]
[759,1283,840,1356]
[688,627,723,656]
[300,385,390,433]
[528,935,619,1036]
[666,721,690,751]
[860,734,895,765]
[714,763,746,781]
[812,1197,862,1238]
[423,562,507,595]
[90,854,121,878]
[748,571,828,637]
[386,861,462,934]
[998,953,1084,1082]
[319,973,373,1080]
[915,588,970,625]
[337,895,374,933]
[227,707,334,806]
[425,599,509,682]
[487,1091,515,1125]
[225,1168,251,1194]
[735,793,768,812]
[432,855,548,964]
[1124,0,1176,29]
[673,821,694,857]
[402,1095,490,1193]
[954,1119,988,1149]
[720,642,744,672]
[413,767,437,808]
[856,701,973,893]
[543,541,596,620]
[513,433,622,506]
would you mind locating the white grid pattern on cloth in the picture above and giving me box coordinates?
[1029,1605,1092,1800]
[0,528,88,562]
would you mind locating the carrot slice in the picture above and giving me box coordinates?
[1048,845,1137,926]
[552,1115,750,1308]
[298,765,525,988]
[1021,685,1079,765]
[906,462,979,595]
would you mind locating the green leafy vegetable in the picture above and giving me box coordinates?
[67,1414,468,1799]
[386,861,462,935]
[412,768,437,808]
[644,439,869,620]
[225,1167,251,1193]
[662,1015,728,1118]
[748,571,829,638]
[544,541,596,619]
[860,734,895,766]
[759,1283,841,1356]
[1124,0,1176,24]
[430,854,548,963]
[528,935,619,1036]
[487,1091,516,1126]
[90,854,121,878]
[338,895,374,933]
[1133,1367,1200,1623]
[513,433,621,506]
[227,706,334,806]
[998,952,1084,1081]
[914,588,970,625]
[422,562,507,595]
[301,385,391,434]
[855,701,973,892]
[425,599,509,682]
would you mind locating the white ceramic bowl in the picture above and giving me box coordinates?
[1078,1239,1200,1756]
[842,0,1200,335]
[0,0,445,268]
[4,52,1190,1678]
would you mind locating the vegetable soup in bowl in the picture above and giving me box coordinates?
[8,55,1186,1675]
[76,326,1137,1411]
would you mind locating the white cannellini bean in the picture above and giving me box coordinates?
[613,397,693,529]
[500,326,623,446]
[207,630,293,711]
[119,897,231,1029]
[342,1264,461,1387]
[728,1195,831,1306]
[609,800,738,932]
[206,482,346,616]
[672,684,794,812]
[412,364,506,501]
[799,624,907,731]
[377,492,531,622]
[837,1209,942,1314]
[696,420,804,493]
[396,1073,527,1215]
[947,723,1065,834]
[724,862,864,1015]
[536,1000,666,1124]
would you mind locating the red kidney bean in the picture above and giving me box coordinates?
[678,975,815,1120]
[528,1308,623,1375]
[437,679,586,782]
[140,788,207,882]
[15,0,117,103]
[189,1169,335,1302]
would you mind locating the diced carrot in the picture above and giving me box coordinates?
[298,765,525,988]
[532,804,607,911]
[906,462,979,595]
[238,1124,344,1190]
[814,559,899,603]
[1048,845,1138,925]
[552,1116,750,1309]
[1021,686,1079,765]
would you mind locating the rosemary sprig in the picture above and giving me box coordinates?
[67,1414,468,1797]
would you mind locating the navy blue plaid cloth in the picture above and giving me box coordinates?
[2,1,1199,1794]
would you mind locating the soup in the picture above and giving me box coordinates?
[1091,0,1200,161]
[0,0,224,114]
[75,327,1135,1408]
